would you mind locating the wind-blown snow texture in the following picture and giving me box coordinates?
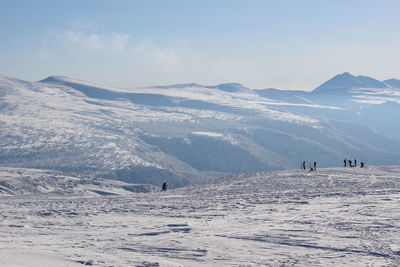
[1,72,400,187]
[0,167,158,196]
[1,166,399,266]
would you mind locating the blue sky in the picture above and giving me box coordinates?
[1,0,400,90]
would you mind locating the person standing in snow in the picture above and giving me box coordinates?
[344,159,347,167]
[348,159,352,167]
[360,162,364,168]
[161,182,168,192]
[354,159,357,167]
[313,161,317,171]
[302,161,306,170]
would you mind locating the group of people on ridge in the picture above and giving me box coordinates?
[301,159,365,171]
[344,158,364,168]
[163,157,367,191]
[302,161,317,171]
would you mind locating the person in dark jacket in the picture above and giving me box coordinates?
[344,158,347,167]
[313,161,317,171]
[354,159,357,167]
[360,162,364,168]
[348,159,352,167]
[161,182,168,192]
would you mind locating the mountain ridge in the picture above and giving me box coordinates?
[1,73,400,188]
[34,73,400,95]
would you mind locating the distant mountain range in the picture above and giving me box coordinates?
[1,72,400,187]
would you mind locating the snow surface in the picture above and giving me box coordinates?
[1,166,400,266]
[0,167,158,196]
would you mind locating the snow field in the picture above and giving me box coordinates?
[1,166,400,266]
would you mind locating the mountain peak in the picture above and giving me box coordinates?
[313,72,388,93]
[39,76,112,92]
[383,78,400,89]
[340,72,352,76]
[39,75,82,84]
[206,83,249,93]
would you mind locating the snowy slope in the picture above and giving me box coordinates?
[0,167,157,196]
[0,166,399,266]
[1,74,400,187]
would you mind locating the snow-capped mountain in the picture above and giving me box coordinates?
[1,73,400,187]
[313,72,388,93]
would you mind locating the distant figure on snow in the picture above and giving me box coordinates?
[302,161,306,170]
[360,162,364,168]
[348,159,352,167]
[354,159,357,167]
[161,182,168,192]
[313,161,317,171]
[344,158,347,167]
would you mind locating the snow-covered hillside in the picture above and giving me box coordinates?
[1,73,400,187]
[1,166,399,266]
[0,167,157,196]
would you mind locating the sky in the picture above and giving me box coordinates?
[1,0,400,90]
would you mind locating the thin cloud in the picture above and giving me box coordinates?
[45,29,124,52]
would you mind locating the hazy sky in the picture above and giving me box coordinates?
[1,0,400,90]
